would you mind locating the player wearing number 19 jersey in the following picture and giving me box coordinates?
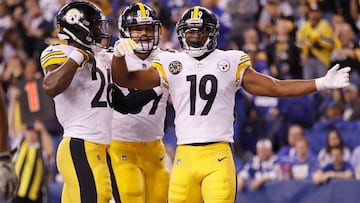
[109,3,170,203]
[112,5,351,203]
[41,2,114,203]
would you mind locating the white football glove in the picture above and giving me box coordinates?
[114,38,137,57]
[315,64,351,90]
[0,154,18,201]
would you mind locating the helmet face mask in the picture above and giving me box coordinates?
[56,1,111,49]
[184,28,210,48]
[128,24,158,53]
[119,3,161,53]
[176,6,219,58]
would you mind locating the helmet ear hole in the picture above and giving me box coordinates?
[56,1,111,48]
[176,6,219,57]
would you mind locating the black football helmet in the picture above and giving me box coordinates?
[118,3,161,53]
[176,6,219,57]
[56,1,111,48]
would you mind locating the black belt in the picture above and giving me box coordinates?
[185,142,219,146]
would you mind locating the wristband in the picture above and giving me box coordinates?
[315,77,326,91]
[68,49,85,65]
[113,44,123,57]
[153,86,163,96]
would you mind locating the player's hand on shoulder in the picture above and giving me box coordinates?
[113,38,137,57]
[315,64,351,90]
[0,154,18,201]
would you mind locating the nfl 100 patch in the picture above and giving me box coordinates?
[168,61,182,75]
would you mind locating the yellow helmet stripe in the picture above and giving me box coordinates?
[137,3,147,17]
[193,6,200,19]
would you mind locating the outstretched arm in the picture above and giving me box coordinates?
[111,39,160,89]
[242,64,350,97]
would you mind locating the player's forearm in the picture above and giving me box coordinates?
[0,88,9,153]
[112,56,132,87]
[43,60,78,98]
[273,79,317,97]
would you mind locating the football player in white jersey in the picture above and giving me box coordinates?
[40,2,114,203]
[111,6,351,203]
[0,87,18,201]
[108,3,170,203]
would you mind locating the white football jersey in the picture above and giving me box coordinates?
[152,49,251,144]
[40,44,113,144]
[112,49,169,142]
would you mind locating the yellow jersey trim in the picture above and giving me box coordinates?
[42,57,67,69]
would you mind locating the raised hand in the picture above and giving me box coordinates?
[315,64,351,90]
[113,38,137,57]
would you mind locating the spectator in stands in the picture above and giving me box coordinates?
[317,128,351,168]
[0,1,11,41]
[11,120,54,203]
[265,17,302,79]
[293,0,309,29]
[237,138,277,191]
[277,124,305,162]
[21,0,54,59]
[314,145,354,184]
[350,145,360,179]
[331,23,360,87]
[2,28,27,63]
[296,3,341,80]
[1,56,24,90]
[331,13,346,36]
[313,101,345,131]
[226,0,259,48]
[288,137,320,181]
[342,83,360,121]
[258,0,294,42]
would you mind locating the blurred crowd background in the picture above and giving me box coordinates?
[2,0,360,202]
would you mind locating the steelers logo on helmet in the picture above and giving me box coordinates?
[64,8,82,25]
[168,61,182,75]
[56,1,111,49]
[217,60,230,72]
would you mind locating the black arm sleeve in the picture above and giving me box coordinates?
[111,84,159,114]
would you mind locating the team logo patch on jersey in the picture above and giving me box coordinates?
[168,61,182,75]
[217,60,230,72]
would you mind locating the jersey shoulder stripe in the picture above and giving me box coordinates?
[152,61,169,89]
[40,44,74,69]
